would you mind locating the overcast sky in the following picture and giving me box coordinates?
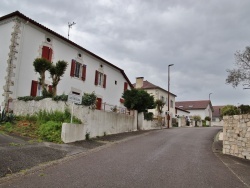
[1,0,250,106]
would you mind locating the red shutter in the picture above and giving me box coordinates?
[70,60,76,77]
[120,98,124,103]
[103,74,107,88]
[48,85,53,93]
[30,80,38,97]
[96,98,102,110]
[48,48,53,62]
[82,65,86,81]
[94,70,98,85]
[124,82,128,91]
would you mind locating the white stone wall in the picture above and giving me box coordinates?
[13,99,137,143]
[138,112,161,130]
[223,115,250,160]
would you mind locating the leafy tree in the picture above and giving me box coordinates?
[204,116,211,121]
[122,89,155,113]
[33,58,51,92]
[221,105,240,116]
[155,99,165,115]
[226,46,250,87]
[238,104,250,114]
[192,115,201,127]
[122,89,155,130]
[49,60,68,96]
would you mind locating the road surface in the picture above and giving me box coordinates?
[0,127,248,188]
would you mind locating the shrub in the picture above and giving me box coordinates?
[82,92,97,107]
[144,112,154,121]
[3,122,13,132]
[39,121,62,143]
[221,105,240,116]
[204,116,211,121]
[52,94,68,102]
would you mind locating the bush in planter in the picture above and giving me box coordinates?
[193,115,201,127]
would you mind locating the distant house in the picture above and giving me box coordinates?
[175,107,190,117]
[0,11,133,112]
[212,106,224,122]
[175,100,213,120]
[133,77,177,118]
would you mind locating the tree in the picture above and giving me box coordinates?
[192,115,201,127]
[221,105,240,116]
[155,99,165,115]
[33,58,51,93]
[226,46,250,88]
[122,89,155,130]
[49,60,68,96]
[122,89,155,113]
[238,104,250,114]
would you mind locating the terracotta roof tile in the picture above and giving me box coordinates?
[176,100,213,111]
[133,80,177,97]
[212,106,224,117]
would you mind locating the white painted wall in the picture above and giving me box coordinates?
[1,18,131,110]
[176,109,190,117]
[12,99,137,143]
[188,106,212,120]
[145,88,176,117]
[0,19,14,111]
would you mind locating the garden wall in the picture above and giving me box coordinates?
[223,115,250,160]
[13,99,137,143]
[137,113,160,130]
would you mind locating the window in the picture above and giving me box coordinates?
[94,70,106,88]
[171,100,174,108]
[161,96,164,102]
[115,81,117,85]
[42,46,53,62]
[70,59,86,80]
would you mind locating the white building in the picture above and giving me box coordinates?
[175,100,213,120]
[134,77,177,117]
[0,11,133,112]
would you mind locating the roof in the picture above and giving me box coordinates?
[0,11,133,88]
[175,107,190,113]
[176,100,213,111]
[133,80,177,97]
[212,106,224,117]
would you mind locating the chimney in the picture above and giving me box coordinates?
[135,77,144,88]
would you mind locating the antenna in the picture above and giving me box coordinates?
[68,22,76,40]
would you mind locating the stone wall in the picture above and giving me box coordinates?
[223,115,250,160]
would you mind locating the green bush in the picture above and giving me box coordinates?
[204,116,211,121]
[144,112,154,121]
[3,122,13,132]
[82,92,97,107]
[221,105,240,116]
[52,94,68,102]
[39,121,62,143]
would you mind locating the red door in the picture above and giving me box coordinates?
[96,98,102,110]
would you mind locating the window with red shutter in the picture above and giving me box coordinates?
[42,46,53,62]
[96,98,102,110]
[48,85,53,93]
[70,60,76,77]
[95,70,99,85]
[30,80,38,97]
[124,82,128,91]
[103,74,107,88]
[82,65,86,81]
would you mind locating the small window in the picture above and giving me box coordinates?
[70,59,86,80]
[115,81,117,85]
[46,37,51,42]
[78,53,82,58]
[161,96,164,102]
[171,100,174,108]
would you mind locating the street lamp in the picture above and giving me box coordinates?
[209,93,212,101]
[167,64,174,129]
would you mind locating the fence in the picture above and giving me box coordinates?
[99,102,135,116]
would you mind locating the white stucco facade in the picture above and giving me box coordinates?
[0,12,132,111]
[146,88,176,117]
[187,105,212,120]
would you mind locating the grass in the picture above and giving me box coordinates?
[0,109,82,143]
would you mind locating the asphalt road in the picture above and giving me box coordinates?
[0,127,248,188]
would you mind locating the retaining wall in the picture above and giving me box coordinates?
[223,115,250,160]
[13,99,137,143]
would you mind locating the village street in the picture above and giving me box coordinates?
[0,127,250,188]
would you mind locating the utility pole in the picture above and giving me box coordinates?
[167,64,174,129]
